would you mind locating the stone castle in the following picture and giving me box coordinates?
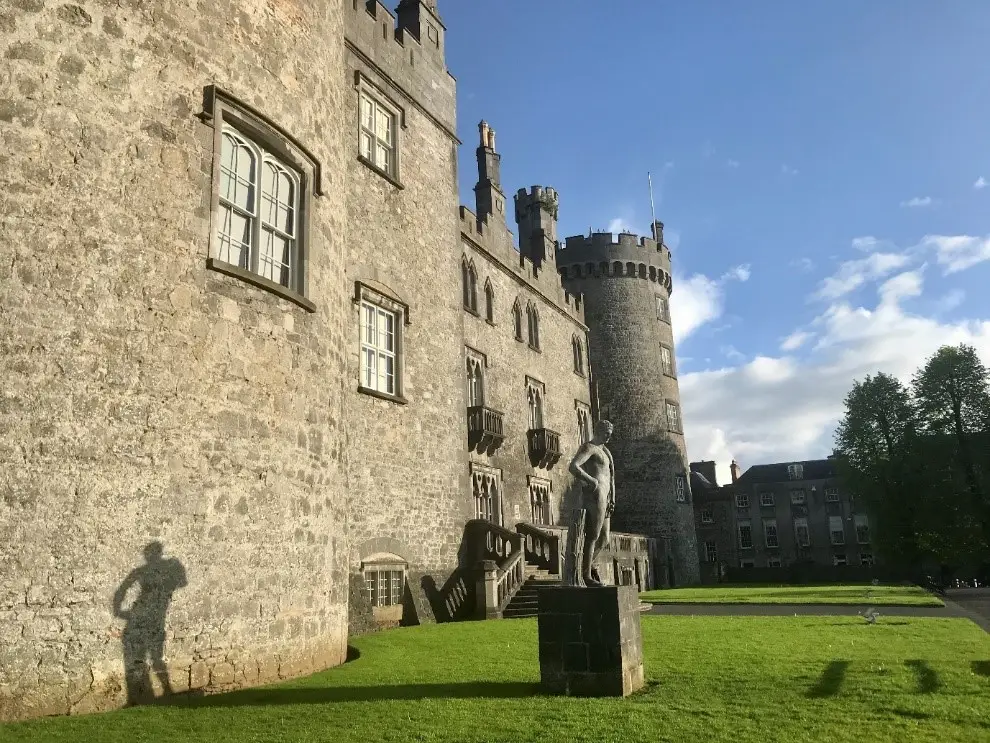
[0,0,699,719]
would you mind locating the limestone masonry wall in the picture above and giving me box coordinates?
[0,0,351,719]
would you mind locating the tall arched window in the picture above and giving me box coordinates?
[466,353,485,407]
[512,300,523,341]
[462,258,477,312]
[572,335,585,376]
[484,280,494,323]
[527,303,540,350]
[527,383,544,429]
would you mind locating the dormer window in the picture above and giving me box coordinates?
[787,463,804,480]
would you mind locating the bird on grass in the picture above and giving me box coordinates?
[859,607,880,624]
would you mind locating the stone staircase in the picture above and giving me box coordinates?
[502,565,561,619]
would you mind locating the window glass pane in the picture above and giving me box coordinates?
[220,131,256,212]
[218,207,252,268]
[363,305,377,345]
[376,108,391,142]
[379,310,394,353]
[361,132,373,160]
[362,348,376,387]
[360,94,374,129]
[260,230,292,286]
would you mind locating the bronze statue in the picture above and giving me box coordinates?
[568,420,616,587]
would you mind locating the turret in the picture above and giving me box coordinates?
[514,186,559,270]
[557,223,701,586]
[474,121,507,225]
[396,0,446,67]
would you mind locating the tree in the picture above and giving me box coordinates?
[912,344,990,551]
[834,373,922,568]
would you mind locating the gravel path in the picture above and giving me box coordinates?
[645,588,990,633]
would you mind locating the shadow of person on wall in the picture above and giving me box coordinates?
[112,541,188,705]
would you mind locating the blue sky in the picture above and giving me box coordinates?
[441,1,990,482]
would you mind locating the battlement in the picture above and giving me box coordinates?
[459,206,585,320]
[557,230,674,293]
[345,0,456,135]
[514,185,559,205]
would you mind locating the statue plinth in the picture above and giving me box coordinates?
[536,585,645,697]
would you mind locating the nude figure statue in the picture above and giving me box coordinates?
[568,420,616,587]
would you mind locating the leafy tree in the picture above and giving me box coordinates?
[912,344,990,548]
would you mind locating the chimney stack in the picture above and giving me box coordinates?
[730,459,741,483]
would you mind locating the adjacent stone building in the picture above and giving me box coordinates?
[691,457,877,583]
[0,0,696,720]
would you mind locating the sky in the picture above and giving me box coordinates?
[440,1,990,484]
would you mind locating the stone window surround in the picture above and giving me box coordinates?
[768,557,782,568]
[511,299,524,341]
[527,475,553,526]
[656,294,670,323]
[759,491,775,507]
[470,462,503,525]
[361,552,408,609]
[354,280,410,405]
[735,493,749,509]
[701,508,714,524]
[526,376,546,430]
[854,513,870,544]
[575,400,592,445]
[572,334,586,376]
[466,346,487,408]
[787,463,804,480]
[202,85,321,313]
[354,72,405,189]
[660,342,676,378]
[833,554,847,567]
[763,518,779,548]
[794,517,811,547]
[526,302,541,351]
[461,256,479,314]
[737,519,753,550]
[675,474,687,503]
[665,400,683,434]
[704,540,718,563]
[790,489,806,505]
[824,487,840,502]
[484,279,495,325]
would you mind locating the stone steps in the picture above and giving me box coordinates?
[503,573,561,619]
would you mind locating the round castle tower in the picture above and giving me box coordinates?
[557,223,701,586]
[1,0,353,718]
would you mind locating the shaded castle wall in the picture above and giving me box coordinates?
[559,233,701,586]
[342,1,470,626]
[0,0,351,719]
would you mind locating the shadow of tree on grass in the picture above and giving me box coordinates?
[905,659,941,693]
[806,660,849,698]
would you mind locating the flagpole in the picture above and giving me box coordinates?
[648,171,658,240]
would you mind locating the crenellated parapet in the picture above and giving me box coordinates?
[459,206,586,322]
[345,0,456,135]
[557,230,674,294]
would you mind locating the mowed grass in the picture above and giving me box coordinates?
[640,583,944,606]
[5,616,990,743]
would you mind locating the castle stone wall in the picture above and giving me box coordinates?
[0,0,351,719]
[342,7,469,626]
[560,234,701,586]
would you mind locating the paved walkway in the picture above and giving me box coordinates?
[645,588,990,633]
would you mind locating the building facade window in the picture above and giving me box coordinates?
[362,558,406,608]
[701,508,714,524]
[825,487,839,502]
[528,476,552,526]
[466,349,485,407]
[656,295,670,322]
[576,401,592,444]
[572,335,585,376]
[829,515,845,545]
[760,492,775,507]
[462,258,478,312]
[675,475,687,503]
[790,489,806,505]
[526,378,545,430]
[764,519,779,548]
[660,344,675,376]
[833,554,847,567]
[794,517,810,547]
[854,513,870,544]
[471,464,502,524]
[526,303,541,350]
[740,558,755,569]
[484,280,494,322]
[512,300,523,341]
[787,463,804,480]
[665,401,682,433]
[705,540,718,563]
[736,493,749,509]
[360,300,400,397]
[860,552,874,567]
[737,520,753,550]
[359,89,398,177]
[768,557,782,568]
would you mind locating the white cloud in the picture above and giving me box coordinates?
[877,268,924,306]
[780,330,812,351]
[919,234,990,274]
[813,252,911,300]
[670,263,750,344]
[607,217,632,234]
[681,287,990,485]
[781,164,799,176]
[721,345,745,361]
[974,176,987,190]
[726,159,740,168]
[935,288,965,313]
[790,257,815,272]
[900,196,933,208]
[851,236,879,252]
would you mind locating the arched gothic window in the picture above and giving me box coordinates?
[526,303,540,350]
[572,335,585,376]
[466,353,485,407]
[527,382,544,430]
[512,300,523,341]
[472,467,501,524]
[462,258,477,312]
[484,280,494,323]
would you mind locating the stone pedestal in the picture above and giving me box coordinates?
[536,585,645,697]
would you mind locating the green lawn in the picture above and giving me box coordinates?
[640,584,945,606]
[4,616,990,743]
